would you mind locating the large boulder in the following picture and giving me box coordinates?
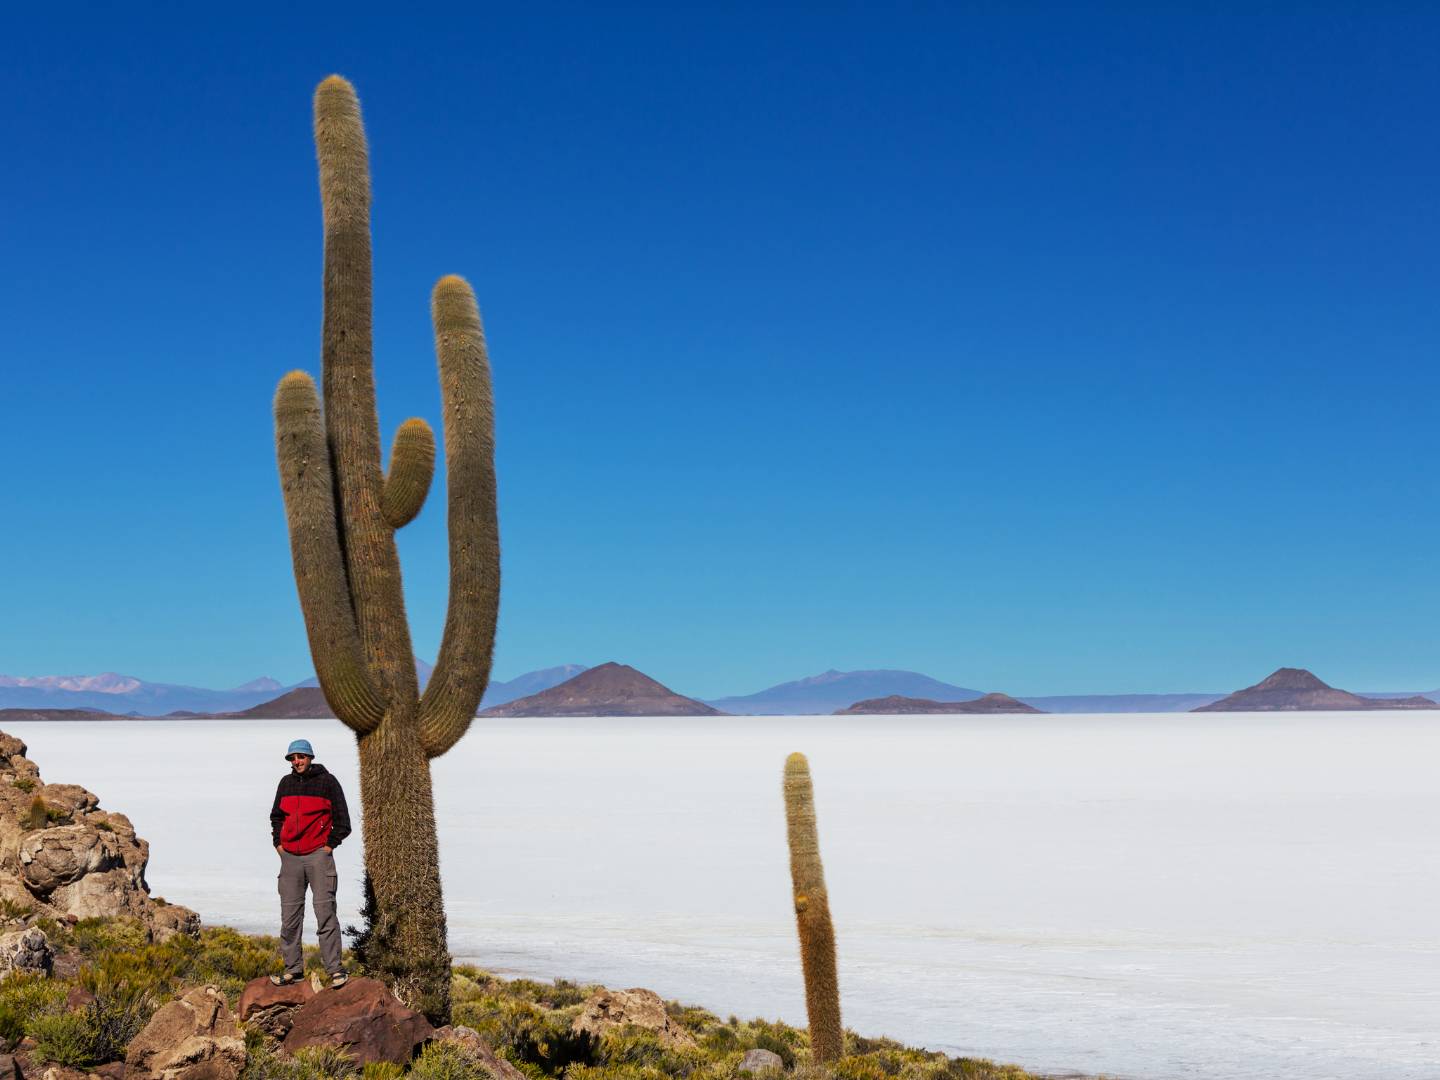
[237,976,316,1038]
[430,1026,527,1080]
[0,928,51,978]
[283,978,433,1065]
[150,904,202,943]
[36,786,97,816]
[19,826,123,893]
[571,988,697,1049]
[740,1049,785,1073]
[126,985,245,1080]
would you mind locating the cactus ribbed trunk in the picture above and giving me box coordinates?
[783,752,843,1063]
[274,75,501,1024]
[357,713,451,1016]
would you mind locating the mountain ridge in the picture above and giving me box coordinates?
[837,692,1044,715]
[708,669,984,714]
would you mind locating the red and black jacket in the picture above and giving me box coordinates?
[270,763,351,855]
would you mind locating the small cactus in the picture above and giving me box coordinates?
[783,752,843,1063]
[25,796,47,832]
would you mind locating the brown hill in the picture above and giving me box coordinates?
[0,707,131,722]
[1193,667,1437,712]
[837,692,1044,715]
[227,687,336,719]
[480,662,723,717]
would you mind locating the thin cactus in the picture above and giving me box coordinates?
[273,75,500,1022]
[783,752,843,1063]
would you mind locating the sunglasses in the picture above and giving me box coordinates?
[288,754,312,763]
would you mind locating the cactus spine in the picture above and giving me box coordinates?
[273,75,500,1022]
[783,752,843,1063]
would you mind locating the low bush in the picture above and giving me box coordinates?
[409,1041,490,1080]
[0,973,67,1050]
[28,1011,94,1066]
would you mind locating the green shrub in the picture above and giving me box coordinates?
[73,917,149,959]
[0,899,32,922]
[595,1027,709,1075]
[833,1058,890,1080]
[81,994,154,1063]
[27,992,153,1067]
[0,973,67,1049]
[752,1027,801,1069]
[361,1063,405,1080]
[561,1064,671,1080]
[410,1041,491,1080]
[13,778,35,794]
[241,1043,304,1080]
[452,997,595,1073]
[290,1045,361,1080]
[28,1011,95,1066]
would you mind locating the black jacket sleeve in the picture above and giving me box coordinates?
[327,774,352,848]
[270,779,286,847]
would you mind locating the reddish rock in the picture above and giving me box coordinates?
[125,985,244,1080]
[430,1026,525,1080]
[283,978,432,1065]
[0,1055,20,1080]
[90,1064,126,1080]
[236,977,315,1038]
[63,985,96,1012]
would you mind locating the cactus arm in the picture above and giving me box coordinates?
[274,371,386,733]
[783,752,844,1063]
[313,75,420,699]
[382,418,436,528]
[419,275,501,758]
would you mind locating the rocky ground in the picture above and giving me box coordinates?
[0,730,1057,1080]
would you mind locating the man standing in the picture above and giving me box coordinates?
[269,738,350,987]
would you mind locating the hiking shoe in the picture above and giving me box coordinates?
[329,972,349,989]
[269,972,302,986]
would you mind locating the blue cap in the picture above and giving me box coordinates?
[286,739,314,759]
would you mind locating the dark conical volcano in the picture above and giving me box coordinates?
[1194,668,1435,712]
[479,662,722,717]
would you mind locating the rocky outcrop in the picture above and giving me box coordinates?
[0,927,51,977]
[237,977,316,1038]
[431,1026,527,1080]
[125,985,246,1080]
[283,978,433,1065]
[571,988,697,1049]
[0,731,198,940]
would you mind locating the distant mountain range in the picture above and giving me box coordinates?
[3,663,1438,719]
[0,662,586,717]
[706,669,984,714]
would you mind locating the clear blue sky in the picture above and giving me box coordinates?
[4,6,1439,698]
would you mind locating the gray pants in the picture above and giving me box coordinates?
[278,849,341,976]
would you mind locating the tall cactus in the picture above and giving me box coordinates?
[273,75,500,1022]
[783,752,843,1063]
